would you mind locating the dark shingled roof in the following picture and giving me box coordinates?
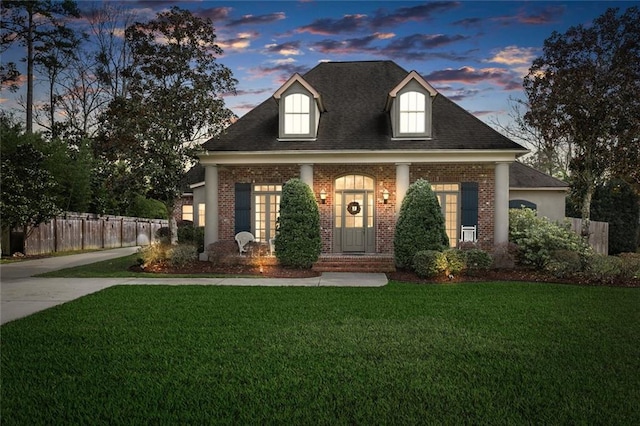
[180,163,204,193]
[203,61,526,152]
[510,162,568,188]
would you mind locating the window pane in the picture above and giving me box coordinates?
[182,205,193,222]
[198,204,205,227]
[399,91,426,134]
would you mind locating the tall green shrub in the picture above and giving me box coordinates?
[394,179,449,269]
[275,178,321,268]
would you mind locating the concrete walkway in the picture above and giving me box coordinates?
[0,247,387,325]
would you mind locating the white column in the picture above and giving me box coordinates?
[300,164,314,187]
[395,163,410,213]
[201,164,218,260]
[494,162,510,245]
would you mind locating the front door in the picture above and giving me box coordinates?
[342,191,366,252]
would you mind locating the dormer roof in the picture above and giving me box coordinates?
[273,73,325,111]
[385,70,438,111]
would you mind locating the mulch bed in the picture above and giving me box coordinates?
[135,262,639,287]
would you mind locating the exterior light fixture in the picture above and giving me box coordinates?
[319,189,327,204]
[382,188,389,204]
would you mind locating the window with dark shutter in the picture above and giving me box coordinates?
[461,182,479,229]
[234,183,252,234]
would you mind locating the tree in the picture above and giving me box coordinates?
[0,117,60,248]
[98,7,237,219]
[394,179,449,269]
[490,97,572,179]
[524,7,640,238]
[1,0,80,133]
[275,179,321,268]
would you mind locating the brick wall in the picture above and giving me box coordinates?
[216,163,496,253]
[410,163,495,249]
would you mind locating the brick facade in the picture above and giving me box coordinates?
[214,162,495,254]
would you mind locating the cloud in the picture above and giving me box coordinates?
[197,7,232,22]
[386,33,469,50]
[370,1,460,28]
[297,14,368,35]
[309,33,390,55]
[451,17,483,28]
[444,88,482,101]
[486,46,537,66]
[264,41,302,56]
[424,66,522,90]
[228,12,286,27]
[493,5,565,26]
[470,110,499,117]
[217,32,257,51]
[220,87,273,98]
[249,61,310,83]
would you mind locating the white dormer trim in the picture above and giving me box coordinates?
[273,73,325,111]
[385,71,437,111]
[273,73,324,140]
[386,71,437,139]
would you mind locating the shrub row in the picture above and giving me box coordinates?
[413,248,492,279]
[138,243,198,268]
[547,251,640,283]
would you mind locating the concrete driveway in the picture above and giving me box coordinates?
[1,247,387,325]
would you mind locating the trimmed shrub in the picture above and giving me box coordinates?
[444,249,466,276]
[394,179,449,269]
[155,227,170,244]
[585,254,623,284]
[464,249,492,274]
[413,250,447,278]
[619,253,640,280]
[177,221,204,252]
[167,244,198,267]
[491,242,518,269]
[545,250,583,278]
[206,240,241,266]
[509,208,591,268]
[275,178,321,269]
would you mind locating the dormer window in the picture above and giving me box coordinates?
[386,71,437,140]
[399,91,426,134]
[273,73,325,140]
[284,93,310,134]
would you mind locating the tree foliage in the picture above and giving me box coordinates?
[0,118,60,236]
[394,179,449,269]
[592,179,640,254]
[524,7,640,237]
[98,6,237,211]
[275,179,321,269]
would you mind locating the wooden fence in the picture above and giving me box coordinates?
[569,218,609,255]
[17,213,168,256]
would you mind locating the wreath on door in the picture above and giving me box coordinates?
[347,201,361,215]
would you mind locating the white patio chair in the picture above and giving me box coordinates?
[460,225,477,243]
[235,231,255,254]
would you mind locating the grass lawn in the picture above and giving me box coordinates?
[1,282,638,424]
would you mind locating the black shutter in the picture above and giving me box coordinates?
[461,182,478,228]
[234,183,251,234]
